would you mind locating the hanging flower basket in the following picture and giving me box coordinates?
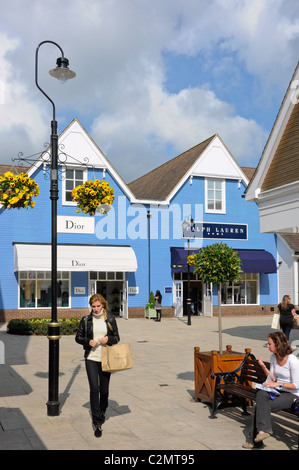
[0,171,40,209]
[72,179,115,216]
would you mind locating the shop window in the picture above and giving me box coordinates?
[19,271,70,308]
[221,273,258,305]
[62,167,86,205]
[205,178,226,213]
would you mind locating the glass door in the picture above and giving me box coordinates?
[174,280,183,317]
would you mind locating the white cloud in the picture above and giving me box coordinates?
[0,33,49,162]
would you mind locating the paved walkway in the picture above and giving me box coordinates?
[0,316,298,451]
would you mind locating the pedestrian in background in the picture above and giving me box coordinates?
[277,295,296,340]
[154,290,162,322]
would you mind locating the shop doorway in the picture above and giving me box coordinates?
[89,272,128,318]
[173,274,212,316]
[95,281,122,316]
[183,281,203,316]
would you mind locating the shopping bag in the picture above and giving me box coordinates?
[101,343,133,373]
[293,314,299,328]
[271,313,280,329]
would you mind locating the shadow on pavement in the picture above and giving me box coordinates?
[0,407,46,450]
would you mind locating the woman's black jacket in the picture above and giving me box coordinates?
[75,312,120,359]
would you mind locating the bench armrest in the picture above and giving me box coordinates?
[211,351,254,383]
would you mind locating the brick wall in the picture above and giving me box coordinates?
[0,305,280,323]
[0,307,175,322]
[213,305,278,317]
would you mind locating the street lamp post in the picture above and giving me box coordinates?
[182,217,194,326]
[35,41,76,416]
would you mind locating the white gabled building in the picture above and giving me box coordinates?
[246,62,299,305]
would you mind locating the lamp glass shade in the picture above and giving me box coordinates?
[49,66,76,82]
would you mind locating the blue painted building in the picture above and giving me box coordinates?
[0,119,278,321]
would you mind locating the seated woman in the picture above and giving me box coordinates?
[243,331,299,448]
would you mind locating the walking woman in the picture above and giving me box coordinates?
[244,331,299,447]
[75,294,119,437]
[277,295,296,340]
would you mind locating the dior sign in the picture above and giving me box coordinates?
[57,215,95,234]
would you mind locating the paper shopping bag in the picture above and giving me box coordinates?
[101,343,133,373]
[271,313,280,329]
[293,314,299,328]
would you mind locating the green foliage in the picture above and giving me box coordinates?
[7,318,81,335]
[145,291,155,309]
[187,243,242,284]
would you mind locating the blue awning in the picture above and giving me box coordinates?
[171,247,277,274]
[171,247,199,273]
[236,249,277,274]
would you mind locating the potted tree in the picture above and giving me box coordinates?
[144,291,157,319]
[188,243,249,403]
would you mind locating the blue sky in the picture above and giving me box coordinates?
[0,0,299,182]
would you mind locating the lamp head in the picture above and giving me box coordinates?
[49,56,76,83]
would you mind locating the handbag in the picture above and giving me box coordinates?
[271,313,280,329]
[101,343,133,373]
[293,315,299,328]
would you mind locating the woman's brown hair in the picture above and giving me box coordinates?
[89,294,108,321]
[280,295,291,310]
[268,331,293,357]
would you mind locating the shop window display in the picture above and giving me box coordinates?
[19,271,70,308]
[221,273,258,305]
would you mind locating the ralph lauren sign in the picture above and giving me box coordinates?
[182,222,247,240]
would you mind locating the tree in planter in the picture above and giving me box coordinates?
[188,243,242,353]
[144,291,156,318]
[145,291,155,309]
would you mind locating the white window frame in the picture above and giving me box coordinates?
[205,178,226,214]
[62,166,87,206]
[19,271,70,309]
[220,273,259,305]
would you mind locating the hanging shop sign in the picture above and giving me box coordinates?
[57,215,95,234]
[182,222,247,240]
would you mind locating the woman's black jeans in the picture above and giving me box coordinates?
[85,359,111,425]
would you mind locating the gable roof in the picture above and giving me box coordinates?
[128,134,250,202]
[241,166,256,181]
[0,165,30,175]
[246,62,299,200]
[128,135,215,201]
[261,100,299,191]
[0,118,137,202]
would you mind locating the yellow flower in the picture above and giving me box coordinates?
[0,172,39,209]
[72,179,115,215]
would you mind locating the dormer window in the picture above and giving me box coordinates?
[205,178,226,213]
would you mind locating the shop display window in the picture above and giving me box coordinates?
[19,271,70,308]
[221,273,258,305]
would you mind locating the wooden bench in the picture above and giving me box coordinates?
[210,352,299,445]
